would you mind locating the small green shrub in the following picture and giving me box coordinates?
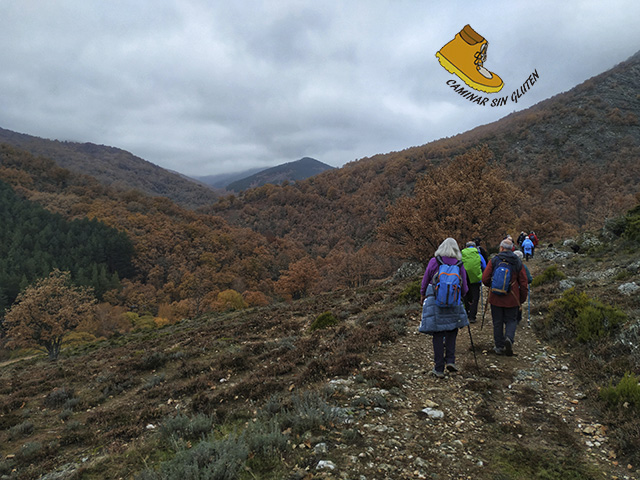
[160,412,215,441]
[44,387,75,408]
[63,398,81,411]
[59,409,73,421]
[139,351,168,371]
[531,265,566,287]
[280,390,338,435]
[143,374,166,390]
[310,311,339,331]
[19,441,43,461]
[398,280,421,303]
[546,288,626,342]
[8,420,34,440]
[604,215,628,237]
[614,270,633,282]
[600,372,640,410]
[137,433,249,480]
[624,203,640,243]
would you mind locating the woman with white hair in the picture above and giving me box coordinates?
[419,238,470,378]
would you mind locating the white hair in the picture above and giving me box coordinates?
[434,237,462,260]
[500,239,513,250]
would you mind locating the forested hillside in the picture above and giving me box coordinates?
[0,179,134,313]
[0,51,638,348]
[0,146,303,323]
[0,127,219,209]
[210,50,640,262]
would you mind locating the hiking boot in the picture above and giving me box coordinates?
[436,24,504,93]
[494,346,505,355]
[445,363,459,373]
[431,368,445,379]
[469,317,477,324]
[504,337,513,356]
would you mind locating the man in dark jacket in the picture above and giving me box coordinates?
[482,239,529,356]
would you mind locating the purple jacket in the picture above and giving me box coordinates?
[420,256,469,297]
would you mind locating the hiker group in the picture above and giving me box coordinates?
[419,235,535,378]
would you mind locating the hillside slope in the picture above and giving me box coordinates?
[1,217,639,479]
[0,127,218,209]
[211,50,640,255]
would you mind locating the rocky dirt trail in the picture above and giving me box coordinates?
[310,279,638,479]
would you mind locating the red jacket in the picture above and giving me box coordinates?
[482,252,529,307]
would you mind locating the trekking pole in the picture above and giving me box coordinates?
[480,292,490,331]
[527,286,531,327]
[467,324,479,369]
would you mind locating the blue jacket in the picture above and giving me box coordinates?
[419,284,469,334]
[522,238,534,254]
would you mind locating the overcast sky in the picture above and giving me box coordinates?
[1,1,639,177]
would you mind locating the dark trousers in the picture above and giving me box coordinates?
[432,329,458,372]
[463,282,481,321]
[490,305,519,351]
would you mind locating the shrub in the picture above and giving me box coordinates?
[8,420,34,440]
[531,265,566,287]
[604,215,628,237]
[143,374,166,390]
[398,280,421,303]
[160,412,215,441]
[624,203,640,243]
[138,433,248,480]
[277,390,338,435]
[44,387,75,408]
[215,289,248,311]
[600,372,640,410]
[18,441,43,461]
[310,311,339,331]
[546,288,626,342]
[138,351,168,371]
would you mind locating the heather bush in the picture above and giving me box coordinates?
[8,420,34,440]
[44,387,75,408]
[160,412,215,441]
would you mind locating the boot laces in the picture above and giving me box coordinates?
[474,43,488,67]
[474,43,493,78]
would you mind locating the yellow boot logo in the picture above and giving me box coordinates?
[436,25,504,93]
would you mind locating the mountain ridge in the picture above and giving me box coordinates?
[0,127,219,209]
[225,157,334,192]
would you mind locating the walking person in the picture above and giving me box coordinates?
[461,241,486,323]
[419,238,470,378]
[474,238,489,264]
[481,239,529,356]
[514,250,533,324]
[529,231,539,257]
[521,235,534,261]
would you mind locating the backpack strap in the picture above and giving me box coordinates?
[436,256,444,265]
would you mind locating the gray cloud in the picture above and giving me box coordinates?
[1,1,639,176]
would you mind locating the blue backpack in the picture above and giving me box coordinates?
[432,256,463,307]
[491,256,516,295]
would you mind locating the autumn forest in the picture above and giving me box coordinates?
[0,50,639,358]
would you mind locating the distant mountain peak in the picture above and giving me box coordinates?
[225,157,334,192]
